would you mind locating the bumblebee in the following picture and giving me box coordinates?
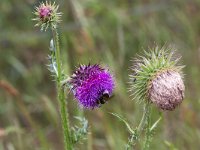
[96,90,112,105]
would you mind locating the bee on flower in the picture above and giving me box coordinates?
[68,64,115,109]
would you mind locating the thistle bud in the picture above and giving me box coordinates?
[68,64,115,109]
[130,46,185,111]
[33,1,62,31]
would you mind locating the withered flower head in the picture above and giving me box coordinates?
[130,46,185,111]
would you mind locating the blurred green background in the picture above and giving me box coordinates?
[1,0,200,149]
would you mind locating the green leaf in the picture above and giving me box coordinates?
[164,141,179,150]
[110,113,135,135]
[71,117,88,144]
[150,116,162,132]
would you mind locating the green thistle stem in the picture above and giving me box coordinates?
[143,102,152,150]
[137,101,150,135]
[51,27,73,150]
[136,101,151,150]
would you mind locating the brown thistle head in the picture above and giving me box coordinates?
[130,45,185,111]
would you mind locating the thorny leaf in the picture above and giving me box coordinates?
[71,117,88,144]
[110,112,135,135]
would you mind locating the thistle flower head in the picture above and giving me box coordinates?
[69,64,115,109]
[33,1,62,31]
[130,45,185,111]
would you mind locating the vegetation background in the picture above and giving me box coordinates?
[0,0,200,149]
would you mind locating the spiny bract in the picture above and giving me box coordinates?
[130,45,185,110]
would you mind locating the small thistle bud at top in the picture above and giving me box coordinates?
[33,1,62,31]
[130,46,185,111]
[68,64,115,109]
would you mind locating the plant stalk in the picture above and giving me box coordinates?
[137,102,150,135]
[135,101,151,150]
[143,103,151,150]
[51,27,73,150]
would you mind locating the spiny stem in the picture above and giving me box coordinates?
[59,87,73,150]
[51,27,73,150]
[137,101,150,135]
[143,103,151,150]
[134,101,151,150]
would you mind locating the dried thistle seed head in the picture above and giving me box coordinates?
[68,64,115,109]
[148,70,185,110]
[130,45,185,111]
[33,1,62,31]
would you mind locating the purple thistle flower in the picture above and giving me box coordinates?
[69,64,114,109]
[38,5,52,21]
